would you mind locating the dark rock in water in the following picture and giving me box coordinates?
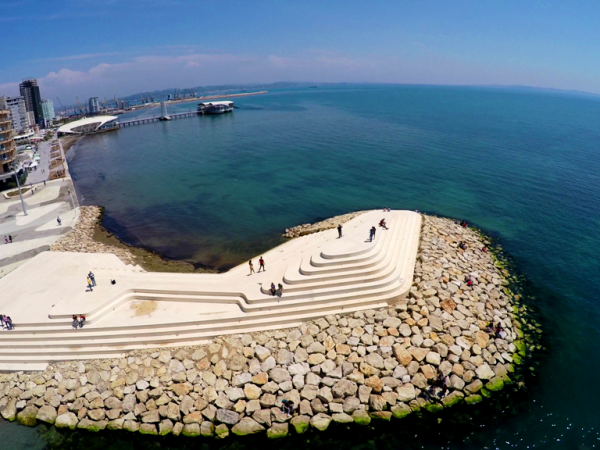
[17,405,39,427]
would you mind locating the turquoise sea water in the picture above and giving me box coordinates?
[2,85,600,448]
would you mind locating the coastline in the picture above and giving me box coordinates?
[51,206,216,274]
[126,90,268,113]
[0,211,537,439]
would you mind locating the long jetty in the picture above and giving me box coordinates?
[119,111,198,128]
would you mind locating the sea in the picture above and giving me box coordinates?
[2,84,600,449]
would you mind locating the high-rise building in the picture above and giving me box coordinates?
[41,99,55,125]
[19,78,43,127]
[88,97,100,114]
[0,96,31,134]
[0,110,17,176]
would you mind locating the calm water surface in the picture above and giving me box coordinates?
[3,85,600,449]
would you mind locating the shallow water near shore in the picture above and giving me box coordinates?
[4,84,600,448]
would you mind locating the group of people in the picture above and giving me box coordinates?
[86,271,96,291]
[420,372,450,402]
[72,315,86,329]
[0,315,14,330]
[248,256,266,274]
[487,322,508,339]
[269,282,284,297]
[3,235,13,244]
[464,275,474,287]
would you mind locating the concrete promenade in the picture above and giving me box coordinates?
[0,210,421,371]
[0,139,78,278]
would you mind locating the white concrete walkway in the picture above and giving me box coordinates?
[0,210,421,371]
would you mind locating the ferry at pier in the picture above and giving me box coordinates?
[197,101,234,115]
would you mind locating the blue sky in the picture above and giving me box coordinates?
[1,0,599,100]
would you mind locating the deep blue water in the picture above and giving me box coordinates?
[3,85,600,448]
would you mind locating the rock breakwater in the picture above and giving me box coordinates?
[283,211,369,238]
[0,213,530,438]
[50,206,137,266]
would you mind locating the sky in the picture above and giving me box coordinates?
[1,0,599,102]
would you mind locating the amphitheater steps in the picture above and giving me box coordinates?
[0,210,421,369]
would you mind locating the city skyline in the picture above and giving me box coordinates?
[1,0,600,100]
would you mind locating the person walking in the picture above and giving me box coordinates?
[369,226,376,242]
[57,217,62,226]
[3,236,7,244]
[87,276,93,292]
[79,315,86,328]
[88,271,96,287]
[8,235,12,243]
[72,315,79,329]
[249,260,255,275]
[337,224,342,238]
[258,256,265,272]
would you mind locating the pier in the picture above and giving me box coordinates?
[118,111,198,127]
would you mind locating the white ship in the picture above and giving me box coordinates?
[197,101,234,115]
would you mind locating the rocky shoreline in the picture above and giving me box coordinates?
[0,213,531,438]
[50,206,212,273]
[283,210,369,238]
[50,206,137,266]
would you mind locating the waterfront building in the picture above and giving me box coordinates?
[0,96,31,134]
[88,97,100,115]
[19,78,43,127]
[41,99,55,125]
[57,115,118,135]
[0,110,17,177]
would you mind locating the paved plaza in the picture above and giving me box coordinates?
[0,140,78,278]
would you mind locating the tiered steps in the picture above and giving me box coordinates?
[0,210,421,371]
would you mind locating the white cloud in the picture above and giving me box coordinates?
[2,48,598,101]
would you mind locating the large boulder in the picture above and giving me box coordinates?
[232,417,265,436]
[182,423,201,437]
[352,409,371,425]
[332,413,353,423]
[1,399,17,421]
[216,409,240,425]
[290,415,310,434]
[332,379,358,398]
[267,422,289,439]
[55,412,78,430]
[17,406,39,427]
[475,364,495,380]
[36,405,57,424]
[310,413,332,431]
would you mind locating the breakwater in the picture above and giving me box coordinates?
[0,213,531,438]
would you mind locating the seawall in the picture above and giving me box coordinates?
[0,213,531,438]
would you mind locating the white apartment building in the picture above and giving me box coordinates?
[0,96,31,134]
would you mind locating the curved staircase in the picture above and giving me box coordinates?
[0,210,421,371]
